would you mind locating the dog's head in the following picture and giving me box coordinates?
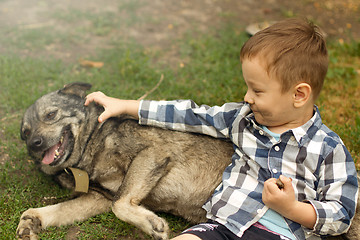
[20,83,92,171]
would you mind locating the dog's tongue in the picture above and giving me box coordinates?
[42,143,60,165]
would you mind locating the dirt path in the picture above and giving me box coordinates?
[0,0,359,64]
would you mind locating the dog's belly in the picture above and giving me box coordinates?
[141,161,225,223]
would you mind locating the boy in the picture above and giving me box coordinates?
[84,18,358,240]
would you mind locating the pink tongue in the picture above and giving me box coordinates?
[42,143,61,165]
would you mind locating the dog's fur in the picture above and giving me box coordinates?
[17,83,359,240]
[17,83,233,239]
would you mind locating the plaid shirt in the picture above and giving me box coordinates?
[138,100,358,240]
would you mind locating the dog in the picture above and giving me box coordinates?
[17,83,359,240]
[17,83,234,240]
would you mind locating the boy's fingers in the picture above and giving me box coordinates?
[98,116,103,123]
[279,175,292,182]
[84,91,105,105]
[86,91,104,97]
[83,91,116,123]
[98,112,106,123]
[98,110,112,123]
[84,98,91,106]
[264,178,281,193]
[98,114,106,123]
[279,175,293,189]
[84,94,95,106]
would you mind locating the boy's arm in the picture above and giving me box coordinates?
[264,144,358,235]
[306,144,358,235]
[84,92,241,138]
[138,99,241,138]
[85,92,140,122]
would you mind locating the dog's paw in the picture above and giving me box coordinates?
[17,214,42,240]
[147,216,169,240]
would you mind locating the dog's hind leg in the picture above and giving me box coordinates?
[17,191,111,239]
[112,148,173,240]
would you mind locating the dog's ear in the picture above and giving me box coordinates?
[59,83,92,98]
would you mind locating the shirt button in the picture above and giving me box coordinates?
[272,169,278,174]
[257,209,263,214]
[259,130,264,135]
[274,146,280,151]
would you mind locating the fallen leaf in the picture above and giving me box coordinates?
[79,59,104,68]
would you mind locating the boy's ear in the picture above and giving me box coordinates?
[293,83,312,108]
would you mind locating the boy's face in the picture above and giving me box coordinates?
[242,57,297,132]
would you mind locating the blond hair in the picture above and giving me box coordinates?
[240,18,328,99]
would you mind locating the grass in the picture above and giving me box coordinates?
[0,5,359,240]
[319,40,360,163]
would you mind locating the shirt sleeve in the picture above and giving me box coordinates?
[138,99,242,139]
[306,143,358,236]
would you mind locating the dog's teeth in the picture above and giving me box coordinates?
[60,136,64,143]
[55,149,59,156]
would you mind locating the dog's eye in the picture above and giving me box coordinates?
[45,110,58,121]
[22,129,31,139]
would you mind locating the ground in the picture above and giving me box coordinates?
[0,0,359,65]
[0,0,359,239]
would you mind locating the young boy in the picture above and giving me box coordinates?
[84,18,358,240]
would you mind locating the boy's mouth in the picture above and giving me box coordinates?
[250,106,257,113]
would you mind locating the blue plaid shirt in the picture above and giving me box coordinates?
[138,100,358,239]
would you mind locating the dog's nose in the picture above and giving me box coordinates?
[31,136,44,148]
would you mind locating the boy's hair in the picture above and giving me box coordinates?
[240,18,328,100]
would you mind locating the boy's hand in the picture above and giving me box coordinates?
[85,91,140,123]
[262,175,296,214]
[262,175,317,229]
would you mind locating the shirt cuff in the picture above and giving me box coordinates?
[137,99,145,121]
[138,99,158,126]
[304,199,350,236]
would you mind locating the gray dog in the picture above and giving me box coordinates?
[17,83,359,240]
[17,83,233,240]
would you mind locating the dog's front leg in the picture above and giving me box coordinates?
[17,191,111,240]
[112,148,173,240]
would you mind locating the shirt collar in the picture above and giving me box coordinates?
[290,105,323,146]
[244,104,323,146]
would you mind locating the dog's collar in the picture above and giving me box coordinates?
[65,167,89,193]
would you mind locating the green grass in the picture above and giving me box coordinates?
[0,8,359,240]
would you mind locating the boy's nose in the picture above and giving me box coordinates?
[244,92,254,104]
